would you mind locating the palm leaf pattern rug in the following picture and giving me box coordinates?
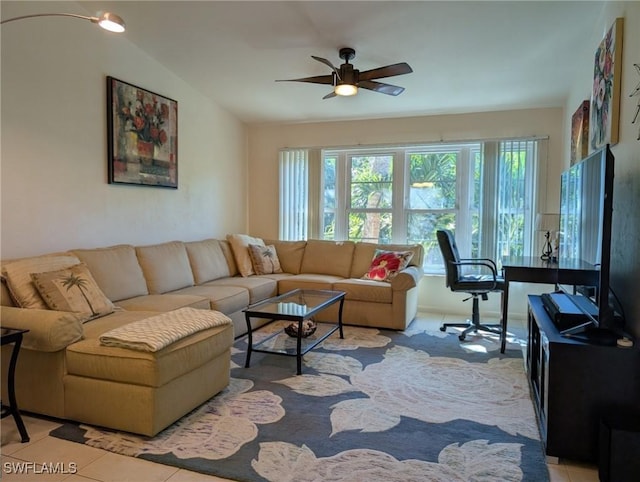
[50,323,548,481]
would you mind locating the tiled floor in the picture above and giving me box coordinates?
[1,312,599,481]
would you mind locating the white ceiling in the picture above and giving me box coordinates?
[80,1,606,124]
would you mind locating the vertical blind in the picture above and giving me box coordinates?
[495,139,538,258]
[279,149,309,240]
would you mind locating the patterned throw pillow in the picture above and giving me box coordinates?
[31,263,115,320]
[362,250,414,282]
[248,244,283,275]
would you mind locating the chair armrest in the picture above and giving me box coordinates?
[1,306,84,352]
[452,259,498,277]
[450,260,498,290]
[391,266,424,291]
[458,257,499,272]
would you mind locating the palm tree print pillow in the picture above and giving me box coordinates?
[248,244,283,275]
[362,250,414,282]
[30,263,115,319]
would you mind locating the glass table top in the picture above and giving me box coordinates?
[244,289,345,319]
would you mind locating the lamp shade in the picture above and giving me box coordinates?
[535,213,560,232]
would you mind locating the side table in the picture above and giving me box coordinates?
[1,327,30,442]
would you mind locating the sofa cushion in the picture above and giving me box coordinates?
[265,240,306,274]
[72,245,149,302]
[173,284,250,314]
[31,263,115,319]
[66,310,233,387]
[185,239,231,284]
[205,276,277,304]
[362,250,414,282]
[218,240,239,277]
[226,234,264,277]
[136,241,194,294]
[116,294,210,312]
[248,244,282,275]
[300,240,355,278]
[278,274,344,293]
[1,254,81,309]
[1,278,16,307]
[332,279,393,303]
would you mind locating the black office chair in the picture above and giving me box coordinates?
[436,229,504,341]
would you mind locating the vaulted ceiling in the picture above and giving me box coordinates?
[80,1,606,124]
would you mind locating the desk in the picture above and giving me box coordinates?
[500,256,598,352]
[1,327,30,442]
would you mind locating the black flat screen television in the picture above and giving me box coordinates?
[558,144,617,338]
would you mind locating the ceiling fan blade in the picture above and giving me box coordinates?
[312,56,341,80]
[358,80,405,96]
[358,62,413,81]
[275,74,334,85]
[323,91,337,100]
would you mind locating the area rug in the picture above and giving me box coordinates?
[50,323,548,481]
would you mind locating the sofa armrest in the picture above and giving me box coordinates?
[391,266,424,291]
[1,306,84,352]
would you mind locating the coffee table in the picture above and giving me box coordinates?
[243,289,345,375]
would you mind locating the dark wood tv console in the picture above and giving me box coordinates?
[526,295,640,462]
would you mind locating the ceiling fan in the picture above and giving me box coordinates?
[277,47,413,99]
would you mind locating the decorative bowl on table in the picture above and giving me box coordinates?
[284,320,317,338]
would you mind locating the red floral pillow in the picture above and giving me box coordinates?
[362,250,414,282]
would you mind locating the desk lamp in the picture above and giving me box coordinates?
[535,213,560,260]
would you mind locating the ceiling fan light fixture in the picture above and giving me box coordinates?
[334,83,358,96]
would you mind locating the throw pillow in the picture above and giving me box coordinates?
[362,250,414,282]
[226,234,265,277]
[1,255,81,309]
[31,263,115,319]
[248,244,283,275]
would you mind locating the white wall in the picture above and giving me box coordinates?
[1,1,248,259]
[247,108,564,319]
[564,2,640,338]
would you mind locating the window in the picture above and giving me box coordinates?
[322,152,395,242]
[405,145,481,271]
[280,139,545,273]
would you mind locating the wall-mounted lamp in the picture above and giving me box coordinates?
[535,213,560,260]
[1,12,126,33]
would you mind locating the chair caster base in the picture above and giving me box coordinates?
[439,326,446,332]
[458,334,466,341]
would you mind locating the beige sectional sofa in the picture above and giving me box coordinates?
[1,237,423,436]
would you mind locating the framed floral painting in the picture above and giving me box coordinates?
[107,76,178,188]
[589,18,623,152]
